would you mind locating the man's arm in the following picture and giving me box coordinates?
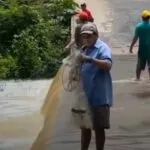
[63,25,80,55]
[91,59,111,71]
[92,45,112,71]
[81,55,111,71]
[65,40,75,50]
[129,36,138,53]
[62,40,75,56]
[80,45,112,71]
[129,25,139,53]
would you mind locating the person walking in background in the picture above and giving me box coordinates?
[79,22,113,150]
[129,10,150,81]
[80,2,94,22]
[63,12,89,55]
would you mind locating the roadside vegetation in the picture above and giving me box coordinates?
[0,0,78,79]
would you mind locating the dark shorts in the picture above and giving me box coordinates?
[91,105,110,130]
[137,57,150,70]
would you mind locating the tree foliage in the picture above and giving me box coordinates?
[0,0,78,79]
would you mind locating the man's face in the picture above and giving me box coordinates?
[81,5,86,11]
[81,33,97,48]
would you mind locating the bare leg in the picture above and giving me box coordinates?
[95,128,105,150]
[81,129,91,150]
[148,61,150,79]
[136,67,141,80]
[148,69,150,79]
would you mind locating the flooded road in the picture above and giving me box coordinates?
[0,80,52,149]
[0,80,51,120]
[94,0,150,53]
[49,54,150,150]
[1,0,150,149]
[107,0,150,48]
[48,0,150,150]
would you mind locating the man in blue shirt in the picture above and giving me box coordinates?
[79,22,113,150]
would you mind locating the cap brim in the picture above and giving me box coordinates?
[80,31,93,35]
[142,15,150,17]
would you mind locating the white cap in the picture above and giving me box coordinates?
[80,22,98,35]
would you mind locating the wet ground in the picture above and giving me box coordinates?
[0,80,51,120]
[0,80,51,150]
[48,0,150,150]
[99,0,150,48]
[49,54,150,150]
[1,0,150,149]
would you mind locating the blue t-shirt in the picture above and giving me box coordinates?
[81,39,113,107]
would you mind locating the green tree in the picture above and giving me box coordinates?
[0,0,78,79]
[0,55,17,78]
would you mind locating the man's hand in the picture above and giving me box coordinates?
[61,46,70,57]
[74,10,80,15]
[129,36,138,54]
[129,47,133,53]
[78,54,92,62]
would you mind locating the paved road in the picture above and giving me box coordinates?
[47,0,150,150]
